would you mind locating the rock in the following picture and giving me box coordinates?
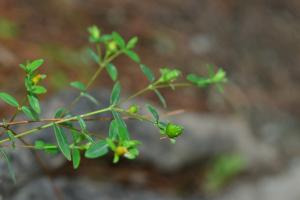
[10,177,188,200]
[127,108,279,172]
[0,89,111,195]
[214,159,300,200]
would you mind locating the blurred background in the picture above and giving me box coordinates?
[0,0,300,199]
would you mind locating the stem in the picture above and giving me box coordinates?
[65,51,122,113]
[122,86,150,103]
[155,82,192,89]
[0,106,112,145]
[0,98,26,134]
[0,116,114,127]
[113,107,153,123]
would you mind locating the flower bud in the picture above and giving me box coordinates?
[128,104,139,114]
[165,123,184,138]
[158,68,181,83]
[107,41,118,52]
[32,74,43,85]
[115,146,128,156]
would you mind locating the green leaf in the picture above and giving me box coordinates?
[126,36,138,49]
[109,119,118,139]
[125,148,139,159]
[0,92,19,107]
[82,92,99,105]
[112,31,126,48]
[34,140,59,154]
[7,130,16,149]
[125,50,140,63]
[106,63,118,82]
[70,81,86,91]
[212,68,227,83]
[112,111,130,141]
[53,124,71,161]
[186,74,210,87]
[0,148,16,183]
[113,154,120,163]
[77,116,87,131]
[34,140,45,150]
[87,48,100,63]
[85,140,108,158]
[27,94,40,114]
[31,86,47,94]
[100,34,112,42]
[19,63,26,71]
[110,81,121,105]
[72,149,81,169]
[147,104,159,122]
[22,106,38,120]
[27,59,44,73]
[140,64,155,82]
[154,89,167,108]
[54,108,68,118]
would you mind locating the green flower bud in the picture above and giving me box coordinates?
[165,123,184,138]
[88,25,101,42]
[107,41,118,52]
[158,68,181,83]
[212,68,227,83]
[127,104,139,114]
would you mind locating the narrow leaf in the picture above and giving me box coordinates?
[54,108,68,118]
[85,140,108,158]
[154,89,167,108]
[112,31,126,48]
[77,116,87,131]
[140,64,155,82]
[106,63,118,81]
[6,130,16,149]
[53,124,71,161]
[31,86,47,94]
[22,106,38,120]
[126,36,138,49]
[0,93,19,107]
[110,81,121,105]
[109,119,118,139]
[112,111,130,141]
[70,81,86,91]
[0,148,16,183]
[27,94,40,114]
[147,104,159,122]
[87,48,100,64]
[72,149,81,169]
[82,93,99,105]
[125,50,140,63]
[28,59,44,72]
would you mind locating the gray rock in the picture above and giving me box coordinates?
[127,109,279,172]
[0,89,111,194]
[10,177,187,200]
[214,159,300,200]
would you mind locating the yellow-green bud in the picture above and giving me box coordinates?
[128,104,139,114]
[115,146,128,156]
[32,74,43,85]
[107,41,118,52]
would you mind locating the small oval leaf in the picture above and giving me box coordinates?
[85,140,108,159]
[0,92,19,107]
